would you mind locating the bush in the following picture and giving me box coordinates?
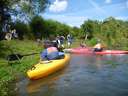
[86,38,97,46]
[29,16,46,40]
[13,21,32,40]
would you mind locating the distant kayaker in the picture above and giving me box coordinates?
[40,40,64,61]
[93,40,104,52]
[80,41,87,48]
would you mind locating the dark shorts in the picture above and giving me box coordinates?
[94,48,103,52]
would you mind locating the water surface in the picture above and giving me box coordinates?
[17,54,128,96]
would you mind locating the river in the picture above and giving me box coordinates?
[16,54,128,96]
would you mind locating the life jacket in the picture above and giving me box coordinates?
[47,47,59,60]
[94,43,102,49]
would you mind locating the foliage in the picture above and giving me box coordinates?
[80,17,128,49]
[56,23,71,36]
[0,40,42,95]
[44,19,58,37]
[44,19,71,37]
[81,20,98,39]
[86,38,97,46]
[29,16,46,39]
[0,0,50,27]
[12,21,30,40]
[13,0,50,21]
[29,17,72,40]
[72,27,81,38]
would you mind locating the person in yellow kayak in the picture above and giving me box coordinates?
[93,40,104,52]
[40,40,64,61]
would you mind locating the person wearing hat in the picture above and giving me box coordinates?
[40,40,64,60]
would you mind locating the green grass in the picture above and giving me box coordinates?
[0,39,81,80]
[0,40,43,79]
[0,40,42,95]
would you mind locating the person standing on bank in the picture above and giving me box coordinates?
[67,34,73,48]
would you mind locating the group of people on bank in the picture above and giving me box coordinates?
[0,24,18,41]
[5,29,18,41]
[56,34,73,48]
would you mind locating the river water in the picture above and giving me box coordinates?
[16,54,128,96]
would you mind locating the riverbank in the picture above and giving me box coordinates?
[0,40,42,95]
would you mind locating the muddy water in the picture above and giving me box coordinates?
[17,54,128,96]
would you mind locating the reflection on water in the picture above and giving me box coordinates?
[17,54,128,96]
[27,68,67,93]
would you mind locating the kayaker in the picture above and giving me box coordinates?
[93,41,103,52]
[40,40,64,61]
[52,37,64,52]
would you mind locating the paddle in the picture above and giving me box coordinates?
[7,52,39,61]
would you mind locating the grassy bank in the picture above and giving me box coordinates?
[0,40,42,95]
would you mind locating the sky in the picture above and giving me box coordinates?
[42,0,128,27]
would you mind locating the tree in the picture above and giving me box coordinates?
[81,20,99,39]
[44,19,71,38]
[72,27,81,38]
[29,16,46,40]
[0,0,50,31]
[44,19,58,37]
[12,0,50,21]
[13,21,30,40]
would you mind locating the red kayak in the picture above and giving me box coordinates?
[64,47,92,54]
[95,50,128,55]
[70,47,92,54]
[64,47,128,54]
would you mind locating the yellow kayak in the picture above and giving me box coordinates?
[27,54,70,80]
